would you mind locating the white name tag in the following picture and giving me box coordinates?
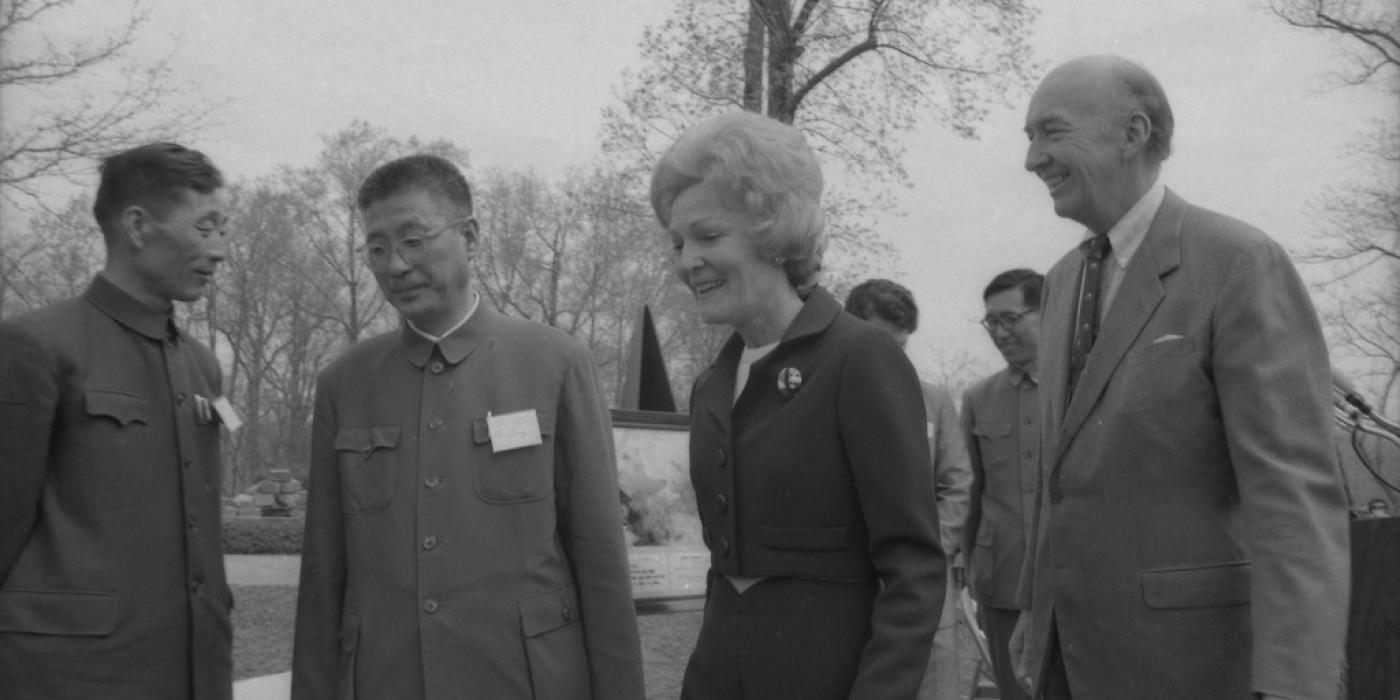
[486,410,543,453]
[212,395,244,433]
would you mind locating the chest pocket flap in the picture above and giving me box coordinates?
[85,390,149,426]
[334,425,401,457]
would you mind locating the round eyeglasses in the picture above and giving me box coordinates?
[358,219,469,271]
[980,308,1035,332]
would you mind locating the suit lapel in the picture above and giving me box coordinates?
[1054,191,1186,464]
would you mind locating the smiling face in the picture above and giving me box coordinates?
[984,286,1040,371]
[1024,60,1141,234]
[668,177,795,339]
[362,187,476,335]
[128,187,229,307]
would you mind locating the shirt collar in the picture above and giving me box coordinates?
[83,273,176,342]
[402,292,491,368]
[406,291,480,343]
[1080,175,1166,270]
[1008,364,1038,389]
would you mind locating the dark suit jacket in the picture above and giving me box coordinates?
[689,288,946,700]
[291,302,644,700]
[1020,191,1350,699]
[0,274,232,699]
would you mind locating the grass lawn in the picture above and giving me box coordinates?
[232,584,987,697]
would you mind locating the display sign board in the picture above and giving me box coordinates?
[612,409,707,614]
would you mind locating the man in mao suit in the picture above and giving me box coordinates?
[0,143,234,699]
[1013,56,1350,700]
[962,268,1043,700]
[291,155,645,699]
[845,278,973,700]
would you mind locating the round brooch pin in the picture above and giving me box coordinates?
[777,366,803,397]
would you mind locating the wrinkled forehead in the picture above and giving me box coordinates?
[1027,61,1124,123]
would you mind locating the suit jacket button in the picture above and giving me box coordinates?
[423,598,439,613]
[562,605,575,622]
[429,361,445,375]
[716,494,729,513]
[1050,489,1063,504]
[714,448,726,468]
[717,538,731,557]
[423,535,438,550]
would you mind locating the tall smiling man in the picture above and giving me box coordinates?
[0,143,234,698]
[291,155,645,700]
[1014,56,1349,700]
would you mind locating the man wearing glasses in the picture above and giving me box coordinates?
[961,268,1043,700]
[291,155,645,699]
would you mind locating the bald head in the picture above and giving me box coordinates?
[1023,55,1172,233]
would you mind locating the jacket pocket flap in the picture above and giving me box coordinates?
[971,422,1012,438]
[85,390,149,426]
[1142,561,1251,609]
[760,526,848,551]
[473,410,555,446]
[519,586,579,638]
[333,425,401,454]
[0,589,118,636]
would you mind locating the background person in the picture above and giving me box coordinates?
[291,155,645,700]
[844,277,972,700]
[652,111,945,700]
[1014,55,1350,700]
[0,142,234,699]
[961,268,1043,700]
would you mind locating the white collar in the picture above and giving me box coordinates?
[1082,176,1166,270]
[407,291,480,343]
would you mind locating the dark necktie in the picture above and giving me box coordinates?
[1067,235,1111,402]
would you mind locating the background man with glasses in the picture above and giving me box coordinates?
[960,268,1042,700]
[291,155,645,699]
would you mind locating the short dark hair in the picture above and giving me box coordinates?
[92,142,224,240]
[356,154,473,214]
[844,278,918,333]
[983,268,1044,307]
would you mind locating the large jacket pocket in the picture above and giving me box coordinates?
[518,586,590,700]
[1142,561,1251,609]
[470,410,555,503]
[333,425,400,514]
[0,589,118,636]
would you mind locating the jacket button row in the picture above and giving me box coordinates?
[422,535,438,550]
[714,448,726,468]
[423,598,439,613]
[424,475,441,488]
[717,538,731,557]
[715,494,729,513]
[562,605,575,622]
[428,418,444,431]
[429,361,445,375]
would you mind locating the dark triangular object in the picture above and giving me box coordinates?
[620,304,677,412]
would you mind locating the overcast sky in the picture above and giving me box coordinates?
[7,0,1396,384]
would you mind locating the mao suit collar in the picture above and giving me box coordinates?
[1055,189,1186,460]
[402,296,495,368]
[84,273,176,342]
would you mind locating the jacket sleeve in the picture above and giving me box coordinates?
[0,322,56,582]
[841,331,946,700]
[291,374,347,700]
[927,384,972,561]
[1211,235,1350,699]
[960,391,984,583]
[553,343,646,700]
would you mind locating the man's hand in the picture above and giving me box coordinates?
[1009,610,1032,692]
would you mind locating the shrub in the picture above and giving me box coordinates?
[223,517,305,555]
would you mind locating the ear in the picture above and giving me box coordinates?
[1123,111,1153,159]
[120,205,150,250]
[461,218,480,251]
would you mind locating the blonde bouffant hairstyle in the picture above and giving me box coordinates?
[650,111,826,291]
